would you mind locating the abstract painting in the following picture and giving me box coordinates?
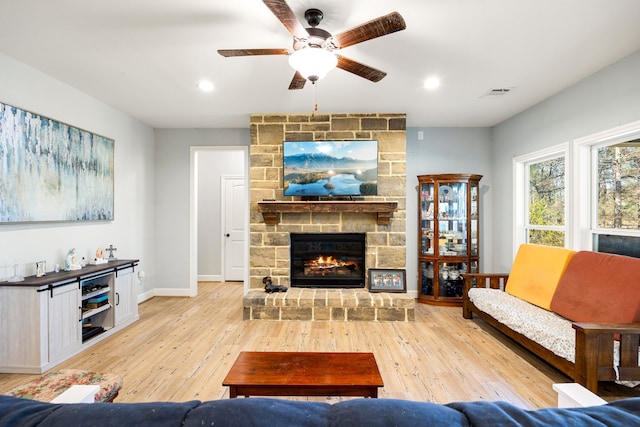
[0,101,114,223]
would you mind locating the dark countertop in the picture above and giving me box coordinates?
[0,259,139,287]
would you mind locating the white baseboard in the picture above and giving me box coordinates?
[139,285,411,302]
[198,274,223,282]
[137,287,193,303]
[137,289,155,304]
[153,287,193,297]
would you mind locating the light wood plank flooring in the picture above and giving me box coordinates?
[1,282,638,408]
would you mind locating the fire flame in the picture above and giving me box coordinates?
[305,256,357,269]
[302,255,358,276]
[315,256,338,267]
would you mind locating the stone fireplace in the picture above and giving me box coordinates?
[290,233,365,289]
[245,113,413,321]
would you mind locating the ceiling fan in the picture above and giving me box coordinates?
[218,0,406,90]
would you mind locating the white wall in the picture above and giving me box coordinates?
[0,53,156,297]
[155,127,491,295]
[491,50,640,272]
[154,129,249,293]
[405,127,493,289]
[197,149,245,280]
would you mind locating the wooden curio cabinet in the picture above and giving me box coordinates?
[417,174,482,306]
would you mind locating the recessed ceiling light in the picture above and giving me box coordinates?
[197,80,214,92]
[423,77,440,90]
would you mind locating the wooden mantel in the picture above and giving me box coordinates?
[257,201,398,226]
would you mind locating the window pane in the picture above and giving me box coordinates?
[527,229,565,247]
[593,234,640,258]
[597,142,640,229]
[528,157,565,226]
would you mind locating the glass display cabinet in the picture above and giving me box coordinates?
[418,174,482,305]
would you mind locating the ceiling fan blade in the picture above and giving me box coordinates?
[336,55,387,82]
[288,71,306,90]
[262,0,309,40]
[218,48,290,57]
[331,12,406,49]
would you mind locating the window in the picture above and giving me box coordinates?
[573,120,640,253]
[588,136,640,257]
[594,142,640,229]
[515,121,640,256]
[514,144,567,250]
[527,156,565,246]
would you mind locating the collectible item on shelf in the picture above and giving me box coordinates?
[90,247,108,265]
[65,248,82,271]
[7,261,25,282]
[105,244,118,261]
[36,260,46,277]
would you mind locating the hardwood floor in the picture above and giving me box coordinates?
[1,281,638,408]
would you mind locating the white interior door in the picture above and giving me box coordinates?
[222,176,245,281]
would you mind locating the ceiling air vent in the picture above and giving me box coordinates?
[480,87,514,99]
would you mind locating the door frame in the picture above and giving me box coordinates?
[189,146,249,297]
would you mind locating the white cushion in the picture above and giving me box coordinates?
[468,288,575,362]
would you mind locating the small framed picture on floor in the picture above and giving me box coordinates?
[368,269,406,293]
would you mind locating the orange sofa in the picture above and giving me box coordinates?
[462,244,640,392]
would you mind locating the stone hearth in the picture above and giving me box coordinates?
[243,288,415,321]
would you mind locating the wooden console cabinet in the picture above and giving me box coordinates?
[0,260,139,373]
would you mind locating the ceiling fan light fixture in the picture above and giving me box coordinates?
[288,47,337,82]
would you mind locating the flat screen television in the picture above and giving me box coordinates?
[283,140,378,197]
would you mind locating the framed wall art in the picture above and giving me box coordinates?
[0,101,114,223]
[36,261,47,277]
[368,268,407,293]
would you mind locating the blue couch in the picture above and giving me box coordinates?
[1,394,640,426]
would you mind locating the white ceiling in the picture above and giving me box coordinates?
[1,0,639,129]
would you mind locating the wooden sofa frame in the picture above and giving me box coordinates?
[462,273,640,393]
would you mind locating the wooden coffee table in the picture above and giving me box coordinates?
[223,351,383,398]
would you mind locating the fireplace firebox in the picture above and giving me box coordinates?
[290,233,366,288]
